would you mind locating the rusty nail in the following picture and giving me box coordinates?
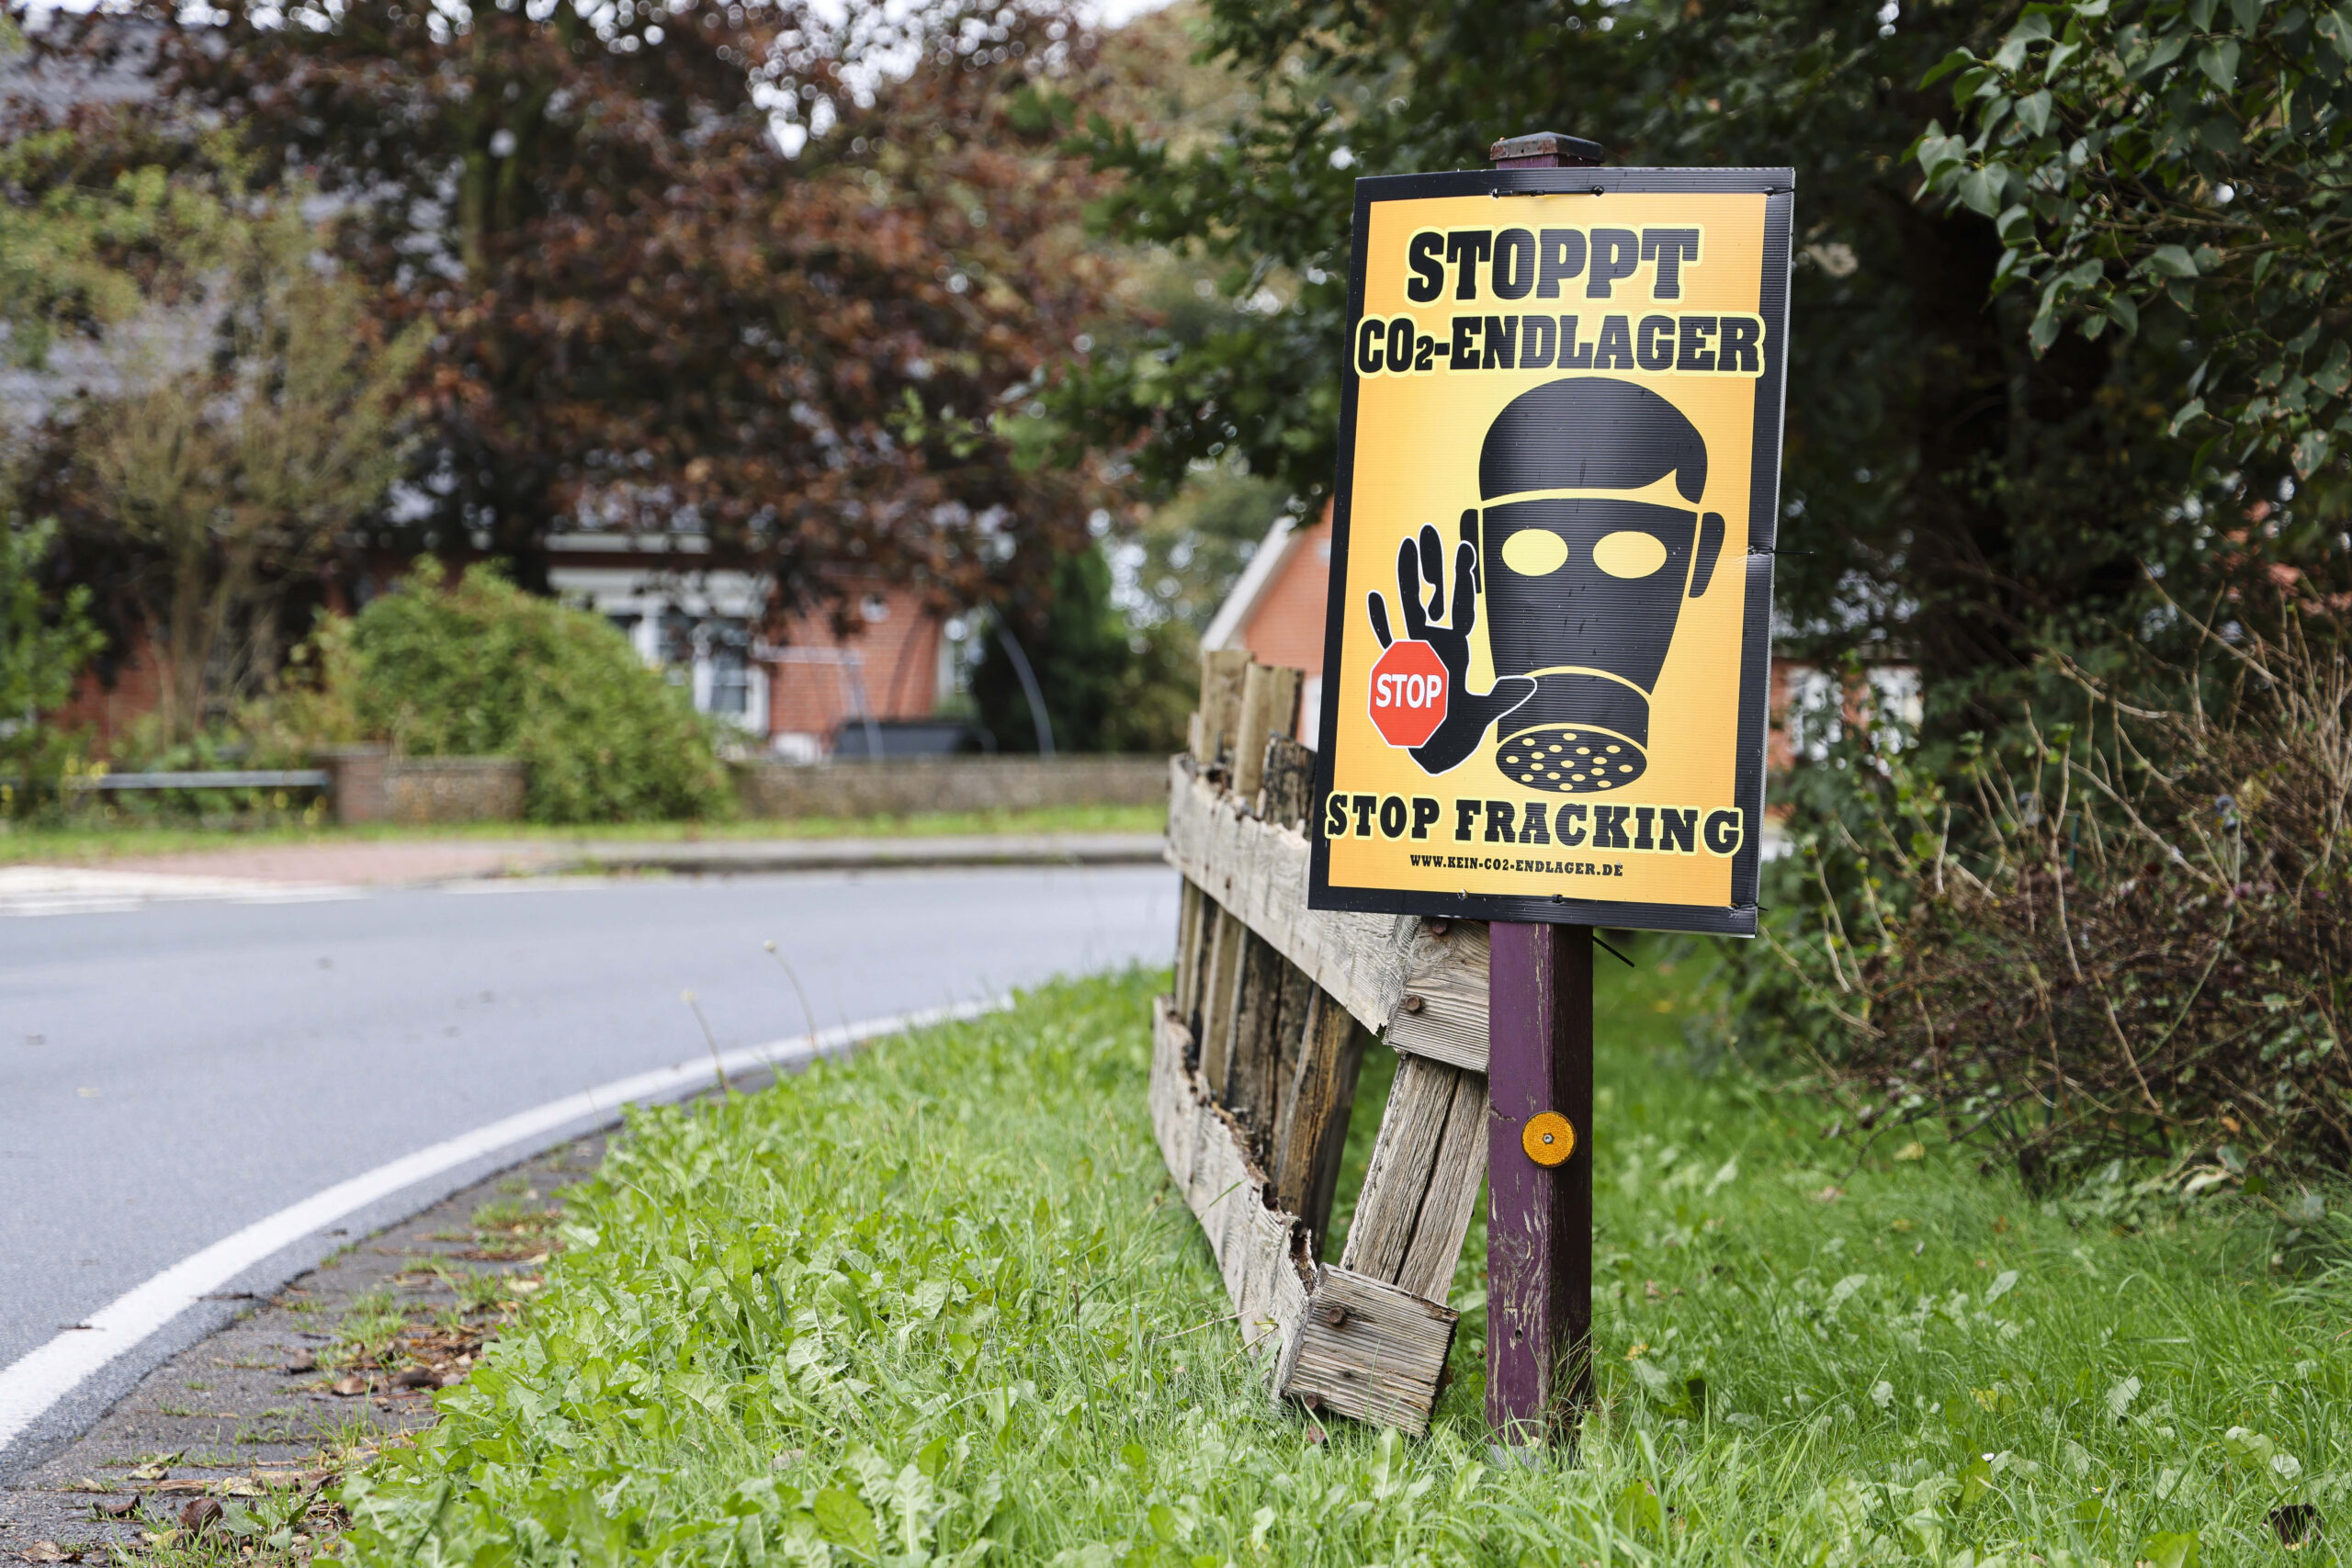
[1322,1304,1349,1327]
[1400,994,1426,1014]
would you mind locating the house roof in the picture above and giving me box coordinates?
[1200,514,1295,653]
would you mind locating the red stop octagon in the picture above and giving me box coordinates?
[1369,640,1448,749]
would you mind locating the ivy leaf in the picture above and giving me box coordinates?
[2170,398,2208,435]
[2145,244,2199,278]
[2229,0,2262,30]
[2016,89,2054,135]
[2106,293,2140,335]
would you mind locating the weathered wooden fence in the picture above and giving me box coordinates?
[1152,649,1494,1435]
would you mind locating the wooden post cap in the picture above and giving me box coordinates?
[1521,1111,1577,1167]
[1488,131,1605,168]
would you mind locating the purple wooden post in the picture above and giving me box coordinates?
[1486,922,1594,1441]
[1483,130,1605,1446]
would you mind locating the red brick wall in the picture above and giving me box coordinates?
[764,586,944,742]
[53,631,167,757]
[1238,512,1334,680]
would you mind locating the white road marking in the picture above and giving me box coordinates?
[0,867,360,917]
[0,998,1002,1455]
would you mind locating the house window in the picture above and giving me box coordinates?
[705,619,752,716]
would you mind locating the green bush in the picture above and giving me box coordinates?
[0,515,105,818]
[348,561,733,824]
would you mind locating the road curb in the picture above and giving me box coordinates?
[551,832,1169,877]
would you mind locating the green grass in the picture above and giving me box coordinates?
[0,805,1164,864]
[343,964,2352,1565]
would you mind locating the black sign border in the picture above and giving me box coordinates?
[1306,165,1794,939]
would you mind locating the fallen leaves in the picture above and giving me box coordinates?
[331,1374,370,1397]
[21,1542,80,1562]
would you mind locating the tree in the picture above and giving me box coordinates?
[0,514,104,810]
[1917,1,2352,528]
[76,203,427,740]
[21,0,1129,627]
[1047,0,2221,722]
[972,541,1189,752]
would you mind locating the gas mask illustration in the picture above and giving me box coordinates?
[1479,378,1726,791]
[1363,378,1726,786]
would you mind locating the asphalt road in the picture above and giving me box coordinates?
[0,864,1172,1471]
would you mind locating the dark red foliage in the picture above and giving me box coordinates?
[17,0,1121,624]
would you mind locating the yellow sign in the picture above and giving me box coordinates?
[1308,168,1792,936]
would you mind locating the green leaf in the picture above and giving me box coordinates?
[2295,428,2333,475]
[1959,1456,1996,1510]
[2321,9,2352,60]
[2146,244,2199,277]
[2190,0,2220,26]
[2170,398,2207,435]
[2312,342,2350,396]
[1119,1441,1149,1482]
[2139,31,2191,73]
[1958,164,2010,216]
[2229,0,2263,30]
[2016,89,2054,135]
[2106,293,2139,335]
[1611,1480,1664,1535]
[812,1487,879,1560]
[2199,39,2242,89]
[1921,48,1979,87]
[2141,1532,2199,1568]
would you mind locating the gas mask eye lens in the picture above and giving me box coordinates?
[1498,528,1570,577]
[1593,530,1669,579]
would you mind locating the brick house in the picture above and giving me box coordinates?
[1200,505,1336,744]
[544,532,952,760]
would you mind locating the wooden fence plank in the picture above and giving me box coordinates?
[1232,663,1301,801]
[1225,934,1288,1136]
[1393,1066,1487,1302]
[1198,649,1251,768]
[1260,735,1317,831]
[1148,996,1451,1435]
[1270,986,1363,1251]
[1277,1268,1458,1435]
[1164,759,1490,1071]
[1338,1055,1469,1283]
[1197,907,1246,1093]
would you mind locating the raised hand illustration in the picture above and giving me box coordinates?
[1365,513,1535,774]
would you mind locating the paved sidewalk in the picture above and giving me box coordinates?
[12,834,1168,909]
[87,841,565,886]
[0,1135,598,1555]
